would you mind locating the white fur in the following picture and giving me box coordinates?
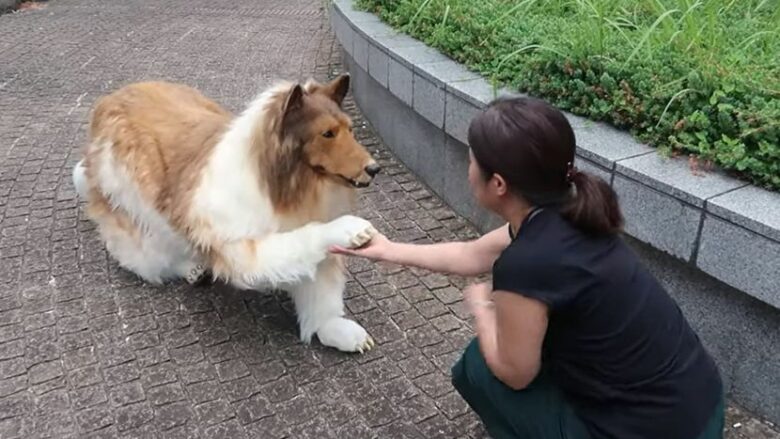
[80,141,204,283]
[190,87,281,243]
[72,159,88,199]
[75,82,377,353]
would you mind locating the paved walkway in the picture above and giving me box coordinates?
[0,1,778,438]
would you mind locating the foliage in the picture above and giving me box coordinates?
[356,0,780,189]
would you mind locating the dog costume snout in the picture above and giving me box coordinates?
[364,163,381,177]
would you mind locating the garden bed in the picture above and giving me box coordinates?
[355,0,779,191]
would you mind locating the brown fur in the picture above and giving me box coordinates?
[84,81,232,236]
[82,74,375,276]
[253,76,373,215]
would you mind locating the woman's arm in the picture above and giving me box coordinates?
[465,283,548,390]
[330,223,511,277]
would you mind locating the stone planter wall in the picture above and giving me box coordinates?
[329,0,780,424]
[0,0,21,12]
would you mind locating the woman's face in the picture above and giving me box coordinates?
[468,149,492,209]
[468,148,516,217]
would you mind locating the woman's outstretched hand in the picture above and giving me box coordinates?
[329,231,392,261]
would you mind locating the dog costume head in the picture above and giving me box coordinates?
[280,74,380,189]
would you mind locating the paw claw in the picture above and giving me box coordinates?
[317,317,374,354]
[357,336,374,354]
[185,264,207,284]
[326,215,378,250]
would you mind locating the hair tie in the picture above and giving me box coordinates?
[566,161,579,183]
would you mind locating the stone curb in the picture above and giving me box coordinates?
[329,0,780,310]
[0,0,20,12]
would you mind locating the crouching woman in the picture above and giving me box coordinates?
[333,96,725,439]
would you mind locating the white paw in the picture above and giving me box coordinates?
[323,215,378,249]
[317,317,375,353]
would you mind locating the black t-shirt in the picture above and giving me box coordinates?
[492,208,722,439]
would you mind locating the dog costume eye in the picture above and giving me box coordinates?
[322,130,335,138]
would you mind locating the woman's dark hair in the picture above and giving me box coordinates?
[467,96,623,236]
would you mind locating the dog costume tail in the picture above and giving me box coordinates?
[72,159,89,199]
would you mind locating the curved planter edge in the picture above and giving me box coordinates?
[329,0,780,313]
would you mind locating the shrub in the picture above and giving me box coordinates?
[356,0,780,190]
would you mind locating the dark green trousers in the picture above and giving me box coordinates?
[451,338,725,439]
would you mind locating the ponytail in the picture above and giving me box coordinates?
[560,170,623,236]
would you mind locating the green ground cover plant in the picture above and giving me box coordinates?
[355,0,780,190]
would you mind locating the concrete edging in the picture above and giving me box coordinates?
[329,0,780,310]
[0,0,21,12]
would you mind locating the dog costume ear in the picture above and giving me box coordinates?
[283,83,304,117]
[324,73,350,106]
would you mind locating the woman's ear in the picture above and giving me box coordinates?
[492,173,509,196]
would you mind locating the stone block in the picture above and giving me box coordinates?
[338,2,381,24]
[732,326,780,421]
[373,33,423,53]
[343,53,366,102]
[415,60,480,85]
[332,0,352,11]
[444,92,480,145]
[707,185,780,242]
[0,0,19,11]
[697,215,780,308]
[441,136,502,233]
[575,155,611,184]
[352,55,398,147]
[385,99,445,196]
[572,122,653,169]
[415,122,447,196]
[616,153,746,207]
[372,70,446,201]
[352,32,369,71]
[368,43,389,87]
[413,74,445,129]
[388,58,413,106]
[331,9,353,55]
[613,175,701,261]
[389,45,448,70]
[446,77,497,108]
[329,4,341,31]
[349,52,444,184]
[354,20,396,39]
[564,112,590,128]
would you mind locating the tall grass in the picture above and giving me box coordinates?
[357,0,780,190]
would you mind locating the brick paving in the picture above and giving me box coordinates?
[0,1,778,438]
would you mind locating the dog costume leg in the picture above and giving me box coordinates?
[218,215,377,289]
[86,202,173,284]
[290,255,374,353]
[82,185,203,285]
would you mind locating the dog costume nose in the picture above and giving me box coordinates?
[365,163,381,177]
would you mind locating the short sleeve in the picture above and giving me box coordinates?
[492,248,590,310]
